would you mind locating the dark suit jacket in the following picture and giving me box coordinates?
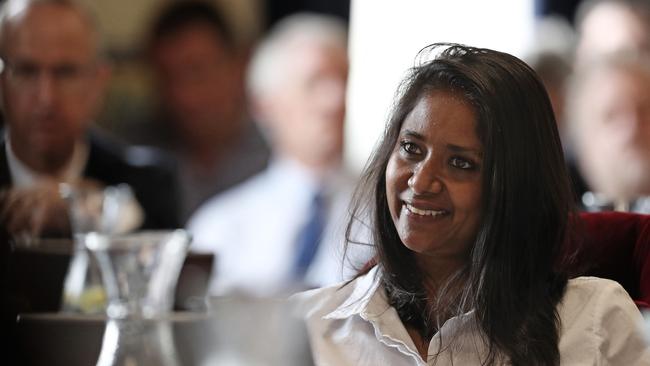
[0,131,181,230]
[0,131,182,362]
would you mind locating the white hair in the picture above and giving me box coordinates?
[246,12,348,99]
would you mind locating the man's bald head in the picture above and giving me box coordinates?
[0,0,110,175]
[0,0,101,62]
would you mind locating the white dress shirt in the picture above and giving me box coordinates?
[293,266,650,365]
[187,158,372,296]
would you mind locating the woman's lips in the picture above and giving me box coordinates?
[403,202,449,217]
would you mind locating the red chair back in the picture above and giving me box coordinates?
[576,212,650,308]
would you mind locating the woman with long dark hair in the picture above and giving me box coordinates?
[294,44,650,365]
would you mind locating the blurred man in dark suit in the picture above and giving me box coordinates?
[0,0,181,362]
[0,0,181,237]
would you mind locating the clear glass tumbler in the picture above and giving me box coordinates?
[83,230,190,366]
[61,184,143,314]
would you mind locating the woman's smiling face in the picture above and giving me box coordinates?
[385,90,483,263]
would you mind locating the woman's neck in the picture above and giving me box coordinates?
[402,255,470,360]
[415,254,468,295]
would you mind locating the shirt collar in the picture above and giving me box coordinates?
[322,265,485,364]
[323,265,388,320]
[6,134,89,188]
[324,265,478,321]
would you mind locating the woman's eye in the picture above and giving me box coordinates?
[449,157,474,170]
[400,141,421,155]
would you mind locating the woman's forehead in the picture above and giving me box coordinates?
[399,92,481,148]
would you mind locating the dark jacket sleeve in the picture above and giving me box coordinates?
[84,132,182,230]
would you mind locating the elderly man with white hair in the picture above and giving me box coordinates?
[575,0,650,67]
[567,53,650,212]
[188,13,370,296]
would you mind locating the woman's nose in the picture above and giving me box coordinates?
[407,162,443,195]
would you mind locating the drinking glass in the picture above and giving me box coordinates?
[61,184,142,313]
[83,230,190,366]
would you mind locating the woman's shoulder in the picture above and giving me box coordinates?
[291,282,355,319]
[559,276,650,365]
[561,276,637,315]
[290,266,382,320]
[566,275,626,291]
[564,276,633,303]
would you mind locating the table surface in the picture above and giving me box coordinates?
[16,298,313,366]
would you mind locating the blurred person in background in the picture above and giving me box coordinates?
[147,0,270,223]
[559,0,650,201]
[528,52,592,201]
[567,54,650,212]
[524,15,595,202]
[528,52,572,135]
[526,15,576,139]
[0,0,180,238]
[188,13,369,296]
[575,0,650,67]
[0,0,180,362]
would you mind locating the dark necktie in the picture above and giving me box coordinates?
[293,190,326,279]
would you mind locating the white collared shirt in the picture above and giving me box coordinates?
[187,158,372,296]
[293,266,650,365]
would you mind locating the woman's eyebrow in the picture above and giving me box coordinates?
[401,130,424,140]
[447,143,483,156]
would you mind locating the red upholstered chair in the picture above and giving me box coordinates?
[576,212,650,309]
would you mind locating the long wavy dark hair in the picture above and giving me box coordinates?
[346,44,576,365]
